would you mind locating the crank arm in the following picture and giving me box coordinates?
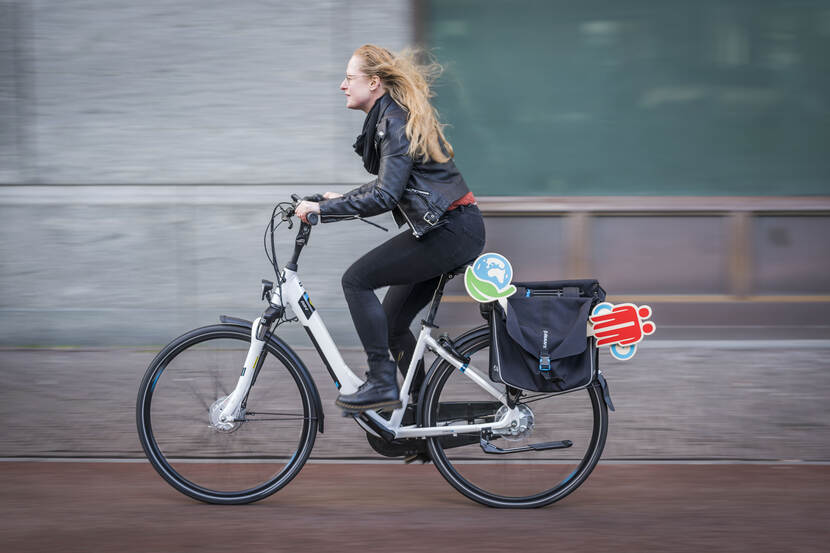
[479,436,573,455]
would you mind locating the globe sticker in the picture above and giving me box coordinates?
[464,253,518,303]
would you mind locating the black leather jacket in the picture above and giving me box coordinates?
[319,94,471,238]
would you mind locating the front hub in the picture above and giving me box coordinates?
[209,396,244,433]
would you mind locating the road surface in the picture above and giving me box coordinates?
[1,461,827,552]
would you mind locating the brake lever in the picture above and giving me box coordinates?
[279,205,294,229]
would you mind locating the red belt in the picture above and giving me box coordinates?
[446,191,477,211]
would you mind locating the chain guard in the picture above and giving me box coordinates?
[365,432,426,458]
[363,403,488,458]
[364,404,426,458]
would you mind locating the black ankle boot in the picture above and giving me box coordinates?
[335,359,401,413]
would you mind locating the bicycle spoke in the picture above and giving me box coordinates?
[181,378,211,411]
[212,369,229,398]
[518,392,559,405]
[244,411,313,422]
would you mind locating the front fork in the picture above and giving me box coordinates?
[216,316,268,425]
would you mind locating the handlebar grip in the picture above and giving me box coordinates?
[307,212,319,225]
[290,193,301,202]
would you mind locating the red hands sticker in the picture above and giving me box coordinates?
[589,303,656,360]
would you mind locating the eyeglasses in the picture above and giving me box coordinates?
[344,74,369,84]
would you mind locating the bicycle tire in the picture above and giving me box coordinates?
[136,323,318,504]
[420,326,608,508]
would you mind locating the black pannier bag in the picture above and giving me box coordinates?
[487,279,606,393]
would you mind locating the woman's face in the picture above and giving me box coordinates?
[340,55,379,112]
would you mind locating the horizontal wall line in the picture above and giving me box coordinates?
[2,186,829,212]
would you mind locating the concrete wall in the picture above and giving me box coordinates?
[0,184,385,347]
[1,0,413,185]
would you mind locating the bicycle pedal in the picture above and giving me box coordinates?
[403,452,431,464]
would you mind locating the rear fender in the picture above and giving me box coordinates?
[596,371,615,412]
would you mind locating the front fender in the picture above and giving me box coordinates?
[219,315,325,433]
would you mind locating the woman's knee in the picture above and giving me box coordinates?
[341,264,368,293]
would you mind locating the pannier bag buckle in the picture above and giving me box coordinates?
[538,355,564,383]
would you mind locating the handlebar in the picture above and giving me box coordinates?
[266,191,387,281]
[290,193,320,226]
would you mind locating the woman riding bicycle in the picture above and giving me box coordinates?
[295,44,485,413]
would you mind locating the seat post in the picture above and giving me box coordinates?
[423,273,450,328]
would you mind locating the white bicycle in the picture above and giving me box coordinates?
[136,195,611,508]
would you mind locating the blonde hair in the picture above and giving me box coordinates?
[354,44,453,163]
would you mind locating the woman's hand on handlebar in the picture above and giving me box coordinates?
[295,200,320,224]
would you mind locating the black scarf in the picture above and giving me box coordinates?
[352,94,386,175]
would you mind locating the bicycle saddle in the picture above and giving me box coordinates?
[447,258,477,277]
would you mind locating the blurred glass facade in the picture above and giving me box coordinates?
[426,0,830,196]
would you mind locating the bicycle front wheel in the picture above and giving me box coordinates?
[422,326,608,508]
[136,324,318,504]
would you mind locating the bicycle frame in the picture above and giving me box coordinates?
[217,266,518,439]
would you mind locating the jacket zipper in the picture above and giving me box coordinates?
[396,205,421,238]
[405,187,431,196]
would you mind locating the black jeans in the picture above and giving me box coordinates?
[341,204,486,374]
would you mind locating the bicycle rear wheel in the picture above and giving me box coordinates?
[136,324,318,504]
[421,326,608,508]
